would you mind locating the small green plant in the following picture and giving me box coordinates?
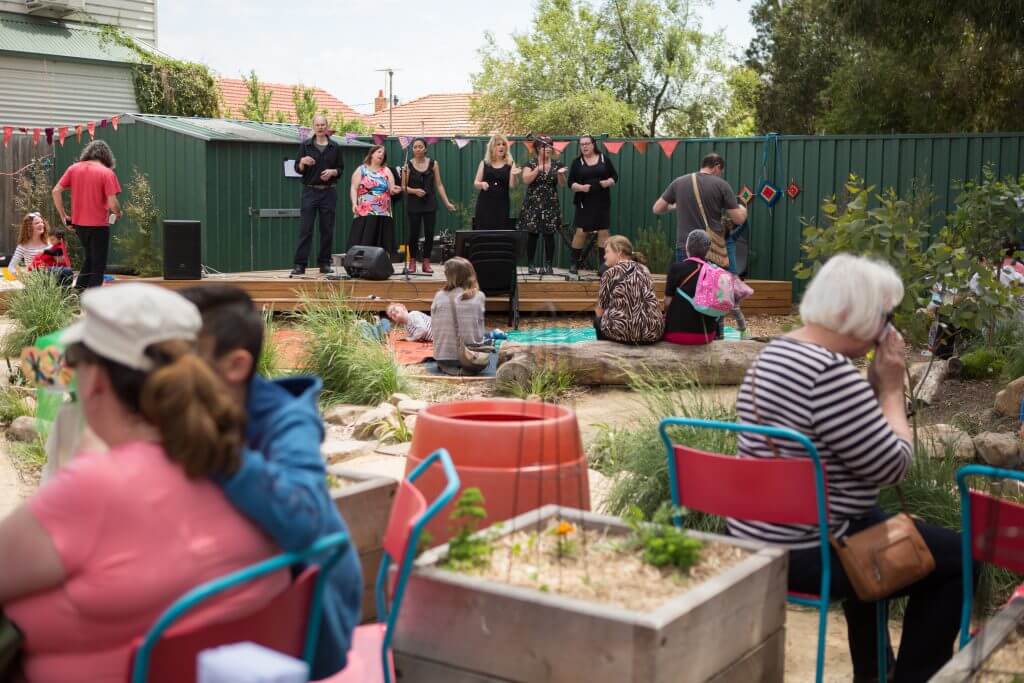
[375,416,413,445]
[10,434,47,485]
[256,308,282,378]
[960,348,1006,380]
[443,487,494,571]
[633,226,674,275]
[550,520,579,558]
[624,504,703,571]
[1,270,78,360]
[0,386,31,424]
[116,169,163,277]
[499,365,576,402]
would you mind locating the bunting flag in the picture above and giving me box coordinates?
[372,133,386,145]
[343,132,357,144]
[425,136,440,145]
[18,127,27,134]
[58,127,67,146]
[453,136,470,149]
[298,126,311,141]
[603,140,625,154]
[32,128,41,145]
[75,124,83,143]
[111,115,119,131]
[657,139,679,158]
[632,140,648,154]
[99,119,108,128]
[552,140,570,153]
[45,128,53,145]
[86,121,95,139]
[399,135,412,150]
[3,127,11,147]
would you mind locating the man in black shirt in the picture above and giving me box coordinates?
[291,115,343,277]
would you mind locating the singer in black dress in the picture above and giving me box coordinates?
[567,134,618,273]
[472,133,519,230]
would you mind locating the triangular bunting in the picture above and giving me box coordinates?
[657,139,679,158]
[99,119,108,128]
[552,140,570,153]
[87,122,95,139]
[372,133,386,145]
[2,127,11,147]
[58,127,67,146]
[45,128,53,145]
[111,115,119,131]
[18,127,27,134]
[32,128,41,145]
[603,141,625,154]
[75,125,83,143]
[453,137,470,150]
[425,136,440,145]
[632,140,648,154]
[343,132,357,144]
[298,126,311,141]
[399,135,412,150]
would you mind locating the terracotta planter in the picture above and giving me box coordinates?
[405,399,590,545]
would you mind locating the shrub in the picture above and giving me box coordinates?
[256,308,281,378]
[10,434,46,486]
[0,386,31,423]
[1,270,78,360]
[116,169,162,277]
[960,348,1006,380]
[296,291,405,406]
[498,364,575,402]
[633,227,674,275]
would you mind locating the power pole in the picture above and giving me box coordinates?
[375,67,396,135]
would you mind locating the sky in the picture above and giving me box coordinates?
[158,0,757,115]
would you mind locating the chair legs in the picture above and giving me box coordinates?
[815,600,829,683]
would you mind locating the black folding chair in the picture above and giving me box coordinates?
[460,232,522,330]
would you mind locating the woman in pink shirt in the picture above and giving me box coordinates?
[0,283,287,683]
[51,139,122,290]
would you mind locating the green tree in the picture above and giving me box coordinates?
[241,70,273,122]
[668,64,759,137]
[291,85,320,126]
[116,169,162,277]
[329,112,370,135]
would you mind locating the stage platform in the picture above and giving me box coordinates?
[146,267,793,316]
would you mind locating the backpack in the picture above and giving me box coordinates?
[676,257,739,317]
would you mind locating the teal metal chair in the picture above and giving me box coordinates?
[659,417,890,683]
[128,531,349,683]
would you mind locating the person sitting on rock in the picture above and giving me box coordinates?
[594,236,663,344]
[386,302,432,342]
[179,284,362,678]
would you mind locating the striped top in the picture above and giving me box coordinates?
[726,337,912,548]
[10,243,48,269]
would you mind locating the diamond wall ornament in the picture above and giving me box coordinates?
[758,180,781,207]
[738,185,754,206]
[786,180,801,200]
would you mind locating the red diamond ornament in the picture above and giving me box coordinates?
[738,185,754,206]
[786,181,801,200]
[758,180,780,207]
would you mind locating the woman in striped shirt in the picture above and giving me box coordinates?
[730,254,969,682]
[10,212,51,270]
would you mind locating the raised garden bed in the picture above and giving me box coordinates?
[932,596,1024,682]
[393,505,787,682]
[329,466,397,623]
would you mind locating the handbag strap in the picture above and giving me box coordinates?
[691,173,711,233]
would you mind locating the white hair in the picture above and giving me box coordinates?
[799,253,904,340]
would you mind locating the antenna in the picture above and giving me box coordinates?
[374,67,401,136]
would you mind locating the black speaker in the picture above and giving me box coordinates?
[344,245,393,280]
[163,220,202,280]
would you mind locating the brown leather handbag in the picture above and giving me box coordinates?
[691,173,730,269]
[750,365,935,602]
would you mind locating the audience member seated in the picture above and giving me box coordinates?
[663,230,718,346]
[728,253,971,682]
[386,302,432,341]
[431,256,488,375]
[180,285,362,678]
[0,283,288,683]
[593,236,663,344]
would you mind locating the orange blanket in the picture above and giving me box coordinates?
[272,329,432,368]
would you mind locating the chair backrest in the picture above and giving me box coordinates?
[128,532,349,683]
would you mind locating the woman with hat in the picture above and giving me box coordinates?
[518,134,567,275]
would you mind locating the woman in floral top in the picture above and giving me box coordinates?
[519,135,567,275]
[348,145,400,255]
[594,236,664,344]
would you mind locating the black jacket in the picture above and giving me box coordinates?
[294,136,344,187]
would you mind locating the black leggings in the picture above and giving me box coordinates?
[527,232,555,264]
[408,211,436,260]
[75,225,109,290]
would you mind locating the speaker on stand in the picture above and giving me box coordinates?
[163,220,202,280]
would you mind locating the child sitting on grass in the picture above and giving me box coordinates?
[31,227,74,287]
[386,302,432,342]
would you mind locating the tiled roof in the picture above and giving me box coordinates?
[369,93,478,137]
[0,10,141,64]
[218,78,369,126]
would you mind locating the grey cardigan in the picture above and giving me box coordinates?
[430,288,486,361]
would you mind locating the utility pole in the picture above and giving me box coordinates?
[375,67,396,136]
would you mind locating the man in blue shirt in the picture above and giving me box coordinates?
[179,285,361,679]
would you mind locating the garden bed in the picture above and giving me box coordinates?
[393,505,787,683]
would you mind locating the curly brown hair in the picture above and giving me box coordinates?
[17,213,50,245]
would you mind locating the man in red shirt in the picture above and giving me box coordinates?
[52,140,122,290]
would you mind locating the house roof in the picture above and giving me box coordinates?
[218,78,369,126]
[0,10,142,64]
[121,113,371,146]
[369,93,477,137]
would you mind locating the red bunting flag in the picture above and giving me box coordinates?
[2,127,11,147]
[58,127,67,146]
[657,139,679,158]
[45,128,53,145]
[603,141,625,154]
[552,140,570,153]
[372,133,386,145]
[632,140,648,154]
[99,119,108,128]
[87,121,96,139]
[111,115,119,131]
[75,124,83,143]
[32,128,41,145]
[425,136,439,145]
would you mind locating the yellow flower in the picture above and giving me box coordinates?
[555,521,576,536]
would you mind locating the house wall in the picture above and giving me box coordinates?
[0,0,157,44]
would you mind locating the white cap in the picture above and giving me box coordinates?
[61,283,201,371]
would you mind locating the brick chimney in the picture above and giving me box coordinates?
[374,89,387,113]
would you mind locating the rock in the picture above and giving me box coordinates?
[375,442,411,458]
[908,359,949,407]
[972,432,1022,468]
[321,438,375,465]
[397,399,428,415]
[918,423,975,460]
[351,403,399,440]
[995,376,1024,417]
[588,468,613,514]
[7,415,37,442]
[389,393,413,406]
[404,414,417,432]
[323,404,366,427]
[496,340,766,388]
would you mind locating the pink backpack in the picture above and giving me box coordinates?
[676,257,744,317]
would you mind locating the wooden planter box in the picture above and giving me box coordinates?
[329,466,398,624]
[931,597,1024,682]
[393,505,788,683]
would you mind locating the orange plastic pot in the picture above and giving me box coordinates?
[405,399,591,545]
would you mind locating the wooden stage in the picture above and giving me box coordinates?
[148,267,793,316]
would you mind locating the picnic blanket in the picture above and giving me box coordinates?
[501,327,596,345]
[389,331,434,365]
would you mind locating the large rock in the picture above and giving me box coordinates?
[972,432,1022,468]
[397,399,428,416]
[323,404,367,427]
[908,359,949,407]
[496,340,766,388]
[918,423,975,460]
[7,415,36,442]
[322,438,376,465]
[351,403,400,440]
[995,377,1024,417]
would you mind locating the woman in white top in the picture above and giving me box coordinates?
[10,212,52,269]
[430,257,487,375]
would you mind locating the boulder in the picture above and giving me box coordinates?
[397,399,428,416]
[7,415,36,442]
[496,340,766,389]
[994,376,1024,418]
[918,423,975,460]
[389,393,413,406]
[908,359,949,407]
[351,403,399,440]
[322,439,375,465]
[323,404,367,427]
[972,432,1022,469]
